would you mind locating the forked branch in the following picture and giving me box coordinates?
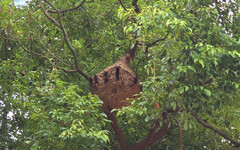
[104,108,171,150]
[40,2,90,80]
[130,120,171,150]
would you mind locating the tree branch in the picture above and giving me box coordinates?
[130,120,171,150]
[131,119,160,149]
[47,0,86,13]
[132,0,140,13]
[57,12,90,80]
[99,3,117,17]
[203,78,213,85]
[188,110,240,148]
[41,3,90,80]
[129,41,138,60]
[17,41,48,59]
[55,66,78,73]
[40,4,61,28]
[37,33,72,67]
[118,0,128,11]
[153,122,171,141]
[174,117,183,150]
[104,110,128,149]
[104,108,172,150]
[18,40,77,74]
[145,32,169,54]
[129,113,171,150]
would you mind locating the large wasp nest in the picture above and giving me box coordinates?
[89,54,142,110]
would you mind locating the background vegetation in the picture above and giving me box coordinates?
[0,0,240,149]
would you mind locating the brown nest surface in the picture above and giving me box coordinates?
[89,54,142,110]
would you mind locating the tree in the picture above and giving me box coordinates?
[0,0,240,149]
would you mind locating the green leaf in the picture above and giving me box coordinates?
[203,89,211,97]
[173,102,177,111]
[25,140,32,144]
[235,83,239,88]
[184,121,188,130]
[179,86,184,94]
[198,59,205,68]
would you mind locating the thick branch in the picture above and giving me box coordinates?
[48,0,86,13]
[153,123,171,141]
[104,107,172,150]
[132,0,140,13]
[129,41,138,60]
[130,121,170,150]
[148,119,160,139]
[104,110,128,149]
[188,110,240,148]
[130,113,171,150]
[131,120,160,149]
[145,32,169,54]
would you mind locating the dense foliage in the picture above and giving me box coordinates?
[0,0,240,149]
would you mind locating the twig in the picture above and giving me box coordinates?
[55,66,79,73]
[2,30,8,60]
[18,41,48,59]
[79,38,96,58]
[118,0,128,11]
[47,0,86,13]
[37,32,72,67]
[213,131,220,150]
[188,110,240,148]
[203,78,213,85]
[145,32,169,54]
[101,3,117,17]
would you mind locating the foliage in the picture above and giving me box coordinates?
[0,0,240,149]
